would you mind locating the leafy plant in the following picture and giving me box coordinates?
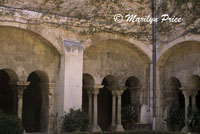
[0,111,24,134]
[122,104,137,130]
[61,108,89,132]
[188,106,200,132]
[165,108,185,131]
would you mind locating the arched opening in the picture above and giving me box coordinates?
[0,69,18,114]
[122,76,141,123]
[98,76,116,131]
[165,77,183,109]
[82,73,95,113]
[23,71,49,133]
[188,75,200,109]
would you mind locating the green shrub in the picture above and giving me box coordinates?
[165,108,185,131]
[188,106,200,132]
[122,104,137,130]
[0,111,23,134]
[62,108,89,132]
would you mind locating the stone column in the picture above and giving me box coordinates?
[48,83,56,134]
[40,83,56,134]
[108,90,117,131]
[39,83,49,132]
[115,87,126,131]
[181,89,191,132]
[191,90,198,107]
[87,90,93,126]
[91,85,103,132]
[16,82,30,119]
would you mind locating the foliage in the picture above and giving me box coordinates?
[62,108,89,132]
[122,104,137,130]
[165,108,185,131]
[0,111,23,134]
[188,106,200,132]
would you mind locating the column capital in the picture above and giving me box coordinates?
[92,89,99,95]
[116,86,127,96]
[87,90,93,97]
[191,90,198,97]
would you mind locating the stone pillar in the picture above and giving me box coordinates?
[48,83,56,134]
[39,83,56,134]
[191,90,198,107]
[181,89,191,132]
[16,82,30,119]
[87,90,93,125]
[108,90,117,131]
[115,87,126,131]
[91,85,103,132]
[62,39,83,113]
[39,83,49,132]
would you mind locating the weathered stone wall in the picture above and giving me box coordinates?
[0,26,60,82]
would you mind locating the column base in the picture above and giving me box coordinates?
[108,124,116,131]
[115,125,124,131]
[90,125,102,132]
[181,125,189,132]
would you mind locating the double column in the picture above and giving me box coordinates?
[181,88,198,131]
[9,81,30,119]
[108,86,126,131]
[84,85,103,132]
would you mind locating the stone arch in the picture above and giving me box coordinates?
[0,26,60,82]
[83,39,151,86]
[0,25,62,54]
[125,76,142,88]
[83,73,95,85]
[0,69,18,114]
[164,77,185,130]
[187,75,200,89]
[165,77,183,108]
[82,73,95,115]
[97,75,114,131]
[157,40,200,129]
[122,76,142,123]
[158,35,200,60]
[23,70,49,133]
[83,33,152,61]
[0,68,19,82]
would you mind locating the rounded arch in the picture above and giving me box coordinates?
[27,70,49,83]
[102,75,119,88]
[167,77,181,90]
[83,73,95,85]
[85,39,151,63]
[125,76,141,89]
[0,68,18,82]
[0,69,17,114]
[158,40,200,66]
[187,75,200,89]
[0,26,62,55]
[158,35,200,60]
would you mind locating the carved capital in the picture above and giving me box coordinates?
[87,90,93,97]
[92,89,99,95]
[191,90,198,97]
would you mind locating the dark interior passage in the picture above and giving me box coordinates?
[0,70,14,114]
[22,72,42,132]
[122,89,131,107]
[98,78,112,131]
[197,91,200,109]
